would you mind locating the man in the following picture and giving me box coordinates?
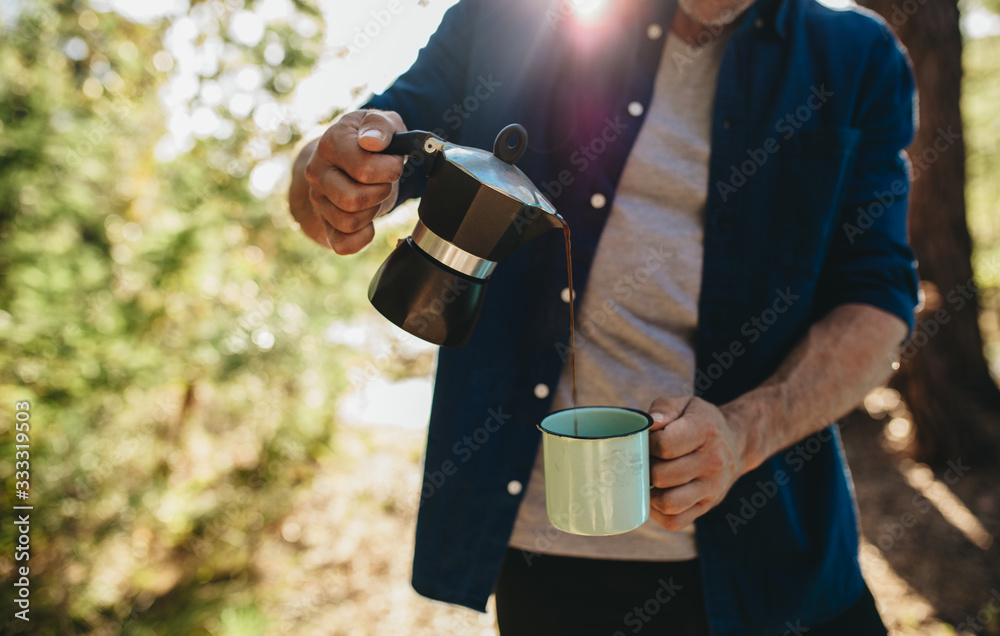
[288,0,918,633]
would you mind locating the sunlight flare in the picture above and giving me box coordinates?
[858,539,951,634]
[898,459,994,550]
[570,0,610,21]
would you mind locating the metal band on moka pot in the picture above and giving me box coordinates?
[411,221,497,280]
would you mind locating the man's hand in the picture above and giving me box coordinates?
[647,396,749,531]
[643,303,908,534]
[288,110,407,254]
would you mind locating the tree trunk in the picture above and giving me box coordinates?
[855,0,1000,466]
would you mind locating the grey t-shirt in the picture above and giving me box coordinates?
[508,30,731,560]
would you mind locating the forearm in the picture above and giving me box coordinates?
[722,303,909,473]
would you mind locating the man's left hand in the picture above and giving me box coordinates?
[647,396,749,531]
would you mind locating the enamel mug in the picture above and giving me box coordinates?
[538,407,654,536]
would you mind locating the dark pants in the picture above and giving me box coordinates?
[495,548,888,636]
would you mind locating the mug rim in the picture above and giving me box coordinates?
[537,406,653,440]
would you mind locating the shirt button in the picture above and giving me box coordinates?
[534,383,550,399]
[754,17,764,28]
[627,101,644,117]
[723,117,732,130]
[647,23,662,40]
[590,193,606,209]
[561,287,572,303]
[507,480,523,496]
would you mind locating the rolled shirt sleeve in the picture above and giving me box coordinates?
[815,32,920,334]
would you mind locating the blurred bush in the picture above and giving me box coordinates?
[965,34,1000,272]
[0,1,403,633]
[964,34,1000,369]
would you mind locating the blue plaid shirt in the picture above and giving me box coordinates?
[364,0,918,633]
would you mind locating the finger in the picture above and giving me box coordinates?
[309,186,382,235]
[356,110,402,153]
[648,395,693,432]
[651,480,707,517]
[649,415,706,460]
[326,222,376,256]
[344,148,404,185]
[348,111,405,184]
[289,182,331,249]
[650,500,711,532]
[320,167,395,213]
[650,453,702,489]
[309,121,403,186]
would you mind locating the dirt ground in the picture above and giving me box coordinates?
[251,406,1000,635]
[840,408,1000,636]
[251,424,496,636]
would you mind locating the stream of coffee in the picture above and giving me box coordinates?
[560,221,579,437]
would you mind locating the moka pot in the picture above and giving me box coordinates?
[368,124,564,347]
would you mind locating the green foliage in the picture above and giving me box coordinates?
[964,34,1000,287]
[0,1,403,633]
[964,34,1000,372]
[976,0,1000,18]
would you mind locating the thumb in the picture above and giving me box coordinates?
[648,396,694,431]
[357,111,401,152]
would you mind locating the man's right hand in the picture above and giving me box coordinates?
[289,110,407,254]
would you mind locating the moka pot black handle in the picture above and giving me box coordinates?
[378,125,528,165]
[379,130,433,157]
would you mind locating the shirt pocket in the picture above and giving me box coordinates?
[770,127,862,279]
